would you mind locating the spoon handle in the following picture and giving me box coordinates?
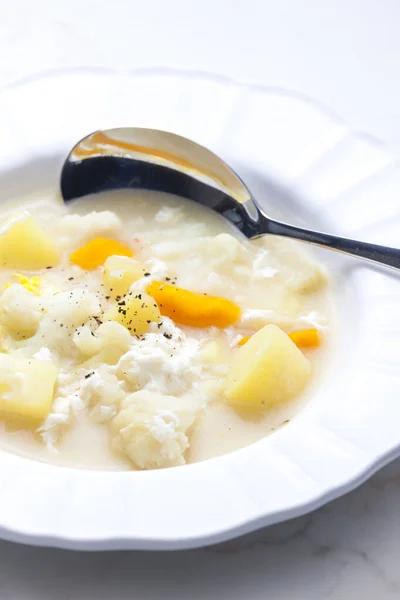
[262,219,400,270]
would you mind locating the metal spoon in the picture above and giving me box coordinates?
[61,127,400,270]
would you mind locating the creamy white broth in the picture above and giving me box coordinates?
[0,189,335,470]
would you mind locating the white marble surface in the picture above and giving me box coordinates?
[2,460,400,599]
[0,0,400,598]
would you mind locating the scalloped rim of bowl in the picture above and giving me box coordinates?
[0,68,396,549]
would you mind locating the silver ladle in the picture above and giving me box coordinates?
[61,127,400,270]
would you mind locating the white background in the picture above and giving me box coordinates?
[1,0,400,598]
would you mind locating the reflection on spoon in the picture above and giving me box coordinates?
[61,127,400,270]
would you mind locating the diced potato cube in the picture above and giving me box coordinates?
[104,255,145,298]
[104,292,161,335]
[224,324,311,407]
[0,213,60,269]
[0,354,58,420]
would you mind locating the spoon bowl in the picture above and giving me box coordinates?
[61,127,400,270]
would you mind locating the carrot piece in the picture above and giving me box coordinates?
[146,281,240,328]
[288,328,320,348]
[238,328,320,349]
[70,238,133,270]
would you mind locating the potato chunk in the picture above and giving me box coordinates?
[104,292,161,335]
[224,324,311,407]
[0,354,57,420]
[0,213,60,269]
[104,255,145,298]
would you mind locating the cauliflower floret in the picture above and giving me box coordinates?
[252,249,279,280]
[111,390,199,469]
[154,206,184,224]
[28,289,101,356]
[39,364,124,446]
[38,370,88,447]
[115,320,201,396]
[0,284,42,338]
[56,211,122,248]
[257,238,326,294]
[74,321,131,357]
[85,367,125,422]
[197,234,249,273]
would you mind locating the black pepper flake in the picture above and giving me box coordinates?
[118,300,126,306]
[115,295,122,302]
[146,320,151,324]
[46,266,52,270]
[105,296,110,300]
[144,272,151,277]
[60,324,64,328]
[68,277,74,281]
[138,294,142,300]
[94,316,103,326]
[84,372,95,379]
[165,277,171,281]
[163,333,172,339]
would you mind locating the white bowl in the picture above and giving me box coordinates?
[0,68,398,550]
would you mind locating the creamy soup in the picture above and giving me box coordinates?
[0,189,335,470]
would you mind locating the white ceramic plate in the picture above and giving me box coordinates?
[0,68,398,550]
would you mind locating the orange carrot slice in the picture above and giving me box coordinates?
[147,281,240,328]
